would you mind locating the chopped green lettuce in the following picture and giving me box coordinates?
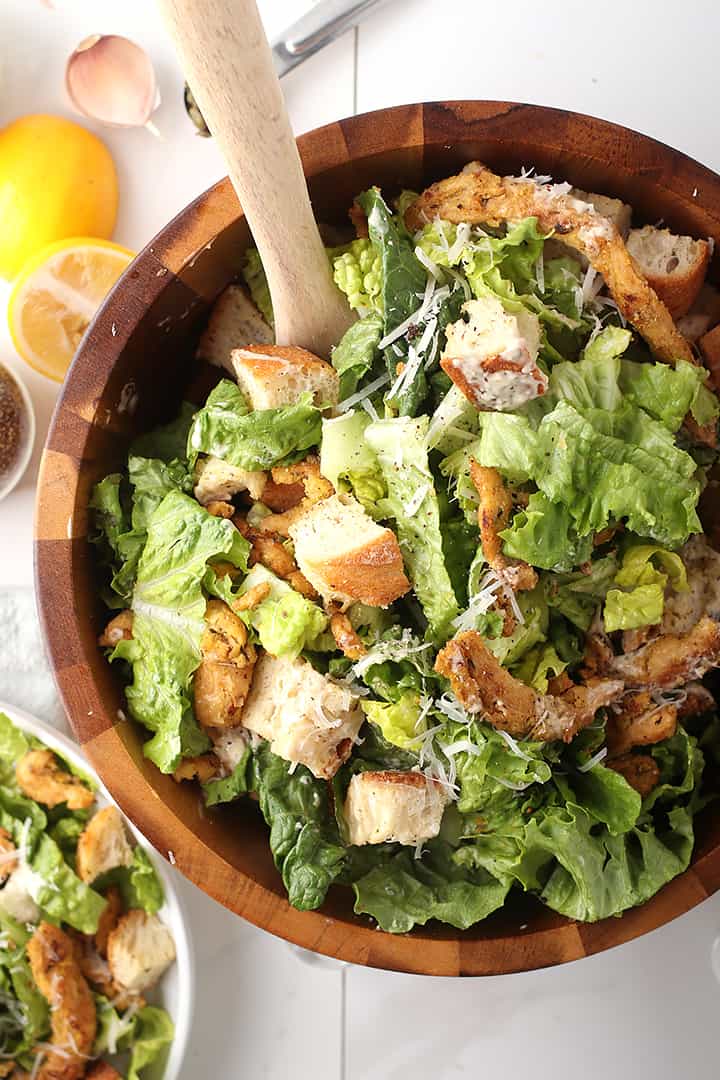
[203,751,251,806]
[362,691,422,750]
[365,416,458,639]
[603,542,688,632]
[251,742,345,910]
[30,833,107,934]
[331,312,383,398]
[239,565,328,659]
[320,411,386,513]
[187,379,322,471]
[114,490,249,773]
[332,238,383,315]
[242,247,274,326]
[131,401,197,462]
[127,1005,175,1080]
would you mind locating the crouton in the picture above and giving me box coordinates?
[441,297,547,411]
[678,283,720,342]
[76,806,133,884]
[193,455,266,506]
[241,653,363,779]
[288,493,409,609]
[196,284,273,373]
[231,344,339,411]
[107,910,176,993]
[344,771,449,846]
[194,599,256,729]
[626,225,710,318]
[700,323,720,388]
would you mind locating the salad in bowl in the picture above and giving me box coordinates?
[90,160,720,935]
[0,705,190,1078]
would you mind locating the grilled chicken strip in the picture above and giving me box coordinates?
[435,630,623,742]
[405,161,693,367]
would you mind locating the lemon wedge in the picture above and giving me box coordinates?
[8,237,134,381]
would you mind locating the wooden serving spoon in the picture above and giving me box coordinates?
[157,0,354,356]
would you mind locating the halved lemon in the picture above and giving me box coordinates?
[8,237,134,381]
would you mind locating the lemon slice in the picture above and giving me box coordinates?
[8,237,134,381]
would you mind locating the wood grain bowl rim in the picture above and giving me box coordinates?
[35,100,720,976]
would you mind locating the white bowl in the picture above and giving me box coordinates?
[0,701,194,1080]
[0,363,35,502]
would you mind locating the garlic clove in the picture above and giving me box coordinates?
[66,34,159,128]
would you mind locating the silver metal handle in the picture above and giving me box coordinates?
[271,0,389,77]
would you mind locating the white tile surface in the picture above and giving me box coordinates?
[3,3,720,1079]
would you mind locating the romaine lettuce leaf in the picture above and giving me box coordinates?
[603,583,665,632]
[501,491,594,571]
[511,641,567,692]
[0,711,29,783]
[320,411,386,514]
[544,555,618,630]
[131,401,196,462]
[127,1006,175,1080]
[187,379,322,471]
[619,355,716,432]
[332,238,383,316]
[115,490,249,773]
[331,312,383,398]
[603,541,689,632]
[30,833,107,933]
[365,416,458,639]
[203,751,251,806]
[361,691,422,750]
[357,187,429,415]
[238,565,328,659]
[120,848,164,915]
[351,839,510,933]
[251,742,346,910]
[242,247,274,326]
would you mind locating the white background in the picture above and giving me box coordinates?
[2,1,720,1076]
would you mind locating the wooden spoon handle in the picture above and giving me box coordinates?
[156,0,353,355]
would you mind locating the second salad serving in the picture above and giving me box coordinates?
[91,161,720,933]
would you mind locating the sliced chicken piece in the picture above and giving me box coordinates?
[469,461,538,592]
[677,681,716,720]
[405,162,694,367]
[258,456,335,536]
[661,535,720,636]
[0,827,17,884]
[27,922,96,1080]
[606,691,678,756]
[98,609,133,648]
[16,749,94,811]
[344,771,449,846]
[194,599,257,729]
[329,608,367,660]
[435,630,623,742]
[609,615,720,690]
[94,885,123,957]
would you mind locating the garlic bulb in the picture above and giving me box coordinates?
[66,34,160,128]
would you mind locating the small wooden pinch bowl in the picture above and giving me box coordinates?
[35,101,720,976]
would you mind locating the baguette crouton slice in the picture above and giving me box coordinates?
[231,344,339,410]
[76,806,134,884]
[344,770,449,846]
[107,910,176,993]
[626,225,710,318]
[194,455,266,505]
[700,323,720,388]
[196,284,273,373]
[241,653,363,779]
[288,493,410,609]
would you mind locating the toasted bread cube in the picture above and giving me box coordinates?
[231,344,339,411]
[76,806,133,884]
[196,284,273,373]
[626,225,710,318]
[194,455,266,506]
[107,910,176,993]
[440,297,546,412]
[241,653,363,779]
[288,493,410,609]
[344,771,449,846]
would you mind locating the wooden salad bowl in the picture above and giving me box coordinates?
[35,101,720,976]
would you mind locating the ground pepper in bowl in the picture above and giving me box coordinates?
[0,362,34,498]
